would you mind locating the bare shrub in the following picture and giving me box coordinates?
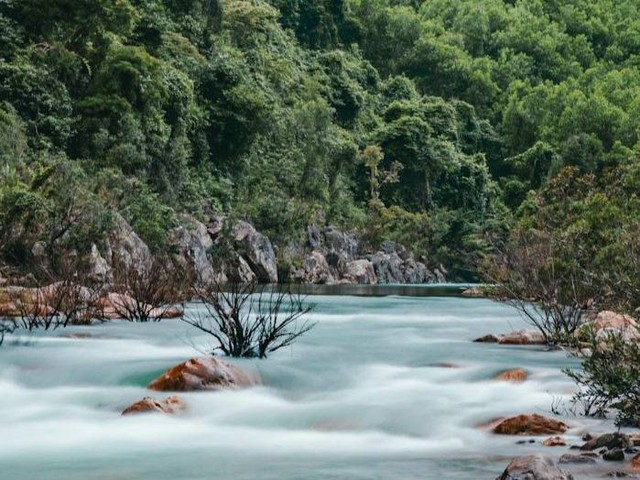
[183,282,314,358]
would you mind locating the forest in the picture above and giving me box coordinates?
[0,0,639,286]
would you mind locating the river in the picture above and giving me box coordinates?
[0,287,621,479]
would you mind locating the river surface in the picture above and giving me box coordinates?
[0,287,623,479]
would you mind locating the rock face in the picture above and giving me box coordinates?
[122,396,186,415]
[492,414,568,436]
[370,251,405,284]
[294,251,335,284]
[499,330,547,345]
[108,213,152,271]
[232,221,278,283]
[169,215,217,284]
[497,455,574,480]
[343,259,377,285]
[496,368,528,382]
[148,357,261,392]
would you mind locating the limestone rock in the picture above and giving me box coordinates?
[343,259,377,285]
[232,221,278,283]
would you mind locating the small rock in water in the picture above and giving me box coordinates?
[582,433,632,451]
[496,368,528,383]
[631,453,640,470]
[461,287,485,297]
[474,334,500,343]
[603,448,625,461]
[543,436,568,447]
[559,453,598,464]
[122,396,186,415]
[497,454,573,479]
[492,414,568,436]
[499,330,547,345]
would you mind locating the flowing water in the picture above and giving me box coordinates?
[0,287,622,479]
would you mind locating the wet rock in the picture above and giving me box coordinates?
[558,453,597,465]
[603,448,625,461]
[370,251,404,284]
[462,287,485,297]
[492,414,568,436]
[496,368,528,383]
[148,357,261,392]
[581,433,632,451]
[632,453,640,470]
[122,396,186,415]
[499,330,547,345]
[232,221,278,283]
[543,436,567,447]
[403,258,433,284]
[497,454,573,479]
[343,259,377,285]
[474,334,500,343]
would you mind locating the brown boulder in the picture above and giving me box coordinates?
[632,453,640,471]
[122,396,186,415]
[592,311,637,332]
[497,454,573,480]
[493,414,568,436]
[462,287,485,297]
[499,330,547,345]
[0,301,19,317]
[149,357,261,392]
[496,368,528,382]
[543,436,567,447]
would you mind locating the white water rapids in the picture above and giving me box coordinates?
[0,289,623,479]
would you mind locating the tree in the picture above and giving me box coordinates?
[183,282,314,358]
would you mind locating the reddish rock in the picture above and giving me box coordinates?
[543,436,567,447]
[435,362,460,369]
[592,311,637,332]
[496,368,528,382]
[148,357,261,392]
[499,330,547,345]
[632,453,640,471]
[461,287,485,297]
[122,396,186,415]
[0,301,19,317]
[492,414,568,436]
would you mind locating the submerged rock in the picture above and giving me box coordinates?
[148,357,261,392]
[558,453,597,465]
[343,259,377,284]
[122,396,186,415]
[497,454,573,479]
[543,436,567,447]
[474,334,500,343]
[493,414,568,436]
[603,448,625,461]
[496,368,528,383]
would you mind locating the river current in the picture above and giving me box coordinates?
[0,287,620,479]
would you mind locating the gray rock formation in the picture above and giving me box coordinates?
[497,455,573,480]
[343,259,377,284]
[232,221,278,283]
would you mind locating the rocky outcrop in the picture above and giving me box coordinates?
[370,251,405,284]
[107,213,152,271]
[232,221,278,283]
[496,368,528,382]
[497,455,573,480]
[492,414,568,435]
[474,334,500,343]
[122,396,186,415]
[169,215,217,285]
[293,251,335,284]
[148,357,261,392]
[343,259,377,284]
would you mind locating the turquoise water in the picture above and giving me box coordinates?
[0,290,616,479]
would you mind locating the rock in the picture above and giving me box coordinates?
[122,396,186,415]
[632,453,640,470]
[558,453,597,465]
[370,251,405,284]
[232,221,278,283]
[343,259,377,285]
[169,215,216,285]
[403,258,434,284]
[474,334,500,343]
[543,436,567,447]
[0,301,19,317]
[148,305,184,319]
[462,287,485,297]
[434,267,446,284]
[593,311,638,332]
[630,434,640,447]
[306,224,323,251]
[492,414,568,436]
[581,433,632,451]
[497,454,574,479]
[499,330,547,345]
[148,357,261,392]
[496,368,528,382]
[88,244,111,283]
[108,213,152,271]
[294,251,335,284]
[603,448,625,461]
[323,226,358,262]
[96,292,137,319]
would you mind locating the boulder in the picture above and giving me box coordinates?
[632,453,640,471]
[543,436,567,447]
[462,287,485,297]
[294,251,335,284]
[593,311,638,332]
[492,414,568,436]
[497,454,574,480]
[148,357,261,392]
[474,334,500,343]
[499,330,547,345]
[558,453,597,465]
[343,259,377,285]
[496,369,528,383]
[169,215,216,284]
[0,301,19,317]
[581,433,632,451]
[370,251,404,284]
[232,221,278,283]
[107,213,152,271]
[603,448,625,461]
[122,396,186,415]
